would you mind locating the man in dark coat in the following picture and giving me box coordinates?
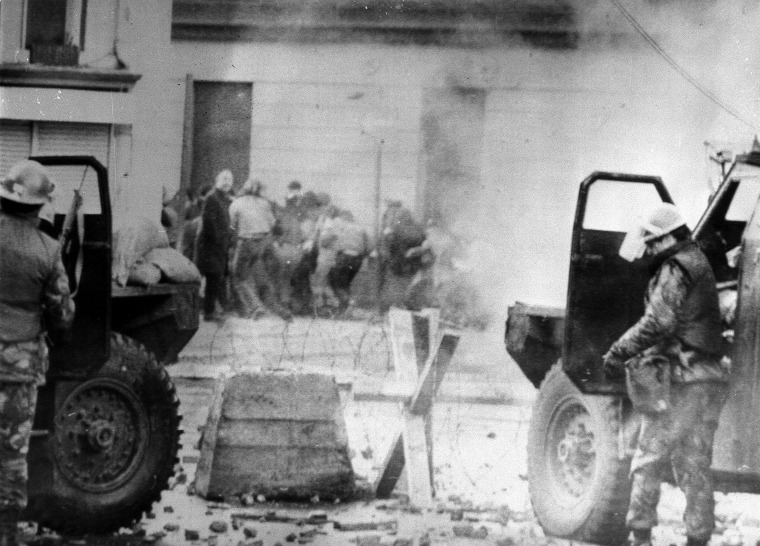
[603,203,729,546]
[196,170,233,321]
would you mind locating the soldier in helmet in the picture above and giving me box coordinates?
[603,203,728,546]
[0,160,75,545]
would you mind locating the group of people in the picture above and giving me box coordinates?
[183,171,374,322]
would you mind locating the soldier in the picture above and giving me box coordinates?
[603,203,728,546]
[0,160,75,545]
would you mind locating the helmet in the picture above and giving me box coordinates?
[640,203,686,242]
[618,202,686,262]
[0,160,55,205]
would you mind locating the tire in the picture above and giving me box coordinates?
[527,363,631,545]
[30,333,181,534]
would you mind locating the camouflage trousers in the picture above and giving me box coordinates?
[0,382,37,511]
[627,381,728,541]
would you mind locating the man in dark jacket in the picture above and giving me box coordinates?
[196,170,233,321]
[603,203,728,546]
[0,160,75,545]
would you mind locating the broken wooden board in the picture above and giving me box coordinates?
[373,308,459,506]
[195,372,354,501]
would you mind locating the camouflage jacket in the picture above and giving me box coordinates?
[0,210,75,382]
[604,241,727,384]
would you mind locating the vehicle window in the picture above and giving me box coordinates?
[725,177,760,222]
[582,180,663,232]
[47,164,102,215]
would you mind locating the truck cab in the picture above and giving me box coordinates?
[505,150,760,545]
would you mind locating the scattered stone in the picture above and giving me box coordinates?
[334,520,397,532]
[209,520,228,533]
[355,535,381,546]
[285,532,298,542]
[453,524,474,538]
[447,495,462,504]
[243,525,258,539]
[176,471,188,484]
[393,539,413,546]
[256,494,266,503]
[241,493,255,506]
[164,523,180,532]
[310,495,320,504]
[184,529,200,541]
[307,511,328,523]
[486,432,496,439]
[495,538,515,546]
[206,510,213,516]
[297,537,313,544]
[146,512,156,519]
[208,502,231,510]
[418,533,431,546]
[164,506,174,513]
[141,535,157,544]
[183,455,200,464]
[208,536,219,546]
[450,510,463,522]
[231,518,241,531]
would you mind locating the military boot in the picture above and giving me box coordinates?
[0,507,19,546]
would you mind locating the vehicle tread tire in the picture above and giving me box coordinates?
[30,333,181,535]
[527,362,631,545]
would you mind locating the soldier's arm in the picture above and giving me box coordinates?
[605,261,688,362]
[44,254,76,332]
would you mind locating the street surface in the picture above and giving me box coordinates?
[21,316,760,545]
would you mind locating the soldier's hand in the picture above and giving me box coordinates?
[602,353,627,381]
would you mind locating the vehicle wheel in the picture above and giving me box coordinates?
[527,363,631,545]
[31,333,181,534]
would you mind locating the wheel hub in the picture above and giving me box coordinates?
[549,401,596,498]
[53,377,149,492]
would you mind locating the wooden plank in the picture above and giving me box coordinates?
[194,373,228,496]
[402,414,432,506]
[409,333,459,416]
[374,432,404,499]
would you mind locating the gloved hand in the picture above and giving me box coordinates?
[602,352,627,381]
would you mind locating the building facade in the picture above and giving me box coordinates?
[1,0,756,310]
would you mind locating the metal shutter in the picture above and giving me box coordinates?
[0,121,33,176]
[37,122,110,214]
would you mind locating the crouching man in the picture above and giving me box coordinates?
[603,203,728,546]
[0,161,75,545]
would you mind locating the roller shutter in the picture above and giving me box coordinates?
[0,121,33,176]
[37,122,110,213]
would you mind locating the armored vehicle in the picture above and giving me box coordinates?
[21,156,199,534]
[506,149,760,544]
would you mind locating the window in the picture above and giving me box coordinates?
[25,0,85,65]
[582,180,664,232]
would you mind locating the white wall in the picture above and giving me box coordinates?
[169,29,759,315]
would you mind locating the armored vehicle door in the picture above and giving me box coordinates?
[31,156,111,377]
[563,172,672,394]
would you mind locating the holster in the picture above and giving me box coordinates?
[626,354,671,414]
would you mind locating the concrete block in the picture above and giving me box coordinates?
[196,372,354,500]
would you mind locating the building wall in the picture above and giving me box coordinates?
[168,36,756,313]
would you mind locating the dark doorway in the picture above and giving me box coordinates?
[418,87,486,226]
[191,81,252,195]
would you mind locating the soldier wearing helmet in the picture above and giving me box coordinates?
[603,202,728,546]
[0,160,75,545]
